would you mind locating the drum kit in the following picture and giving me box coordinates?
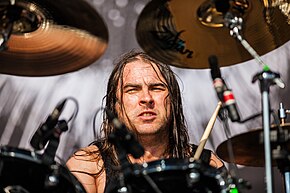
[0,0,290,192]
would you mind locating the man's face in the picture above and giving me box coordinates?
[116,59,171,136]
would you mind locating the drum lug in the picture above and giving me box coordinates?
[187,169,201,187]
[45,164,60,188]
[117,186,129,193]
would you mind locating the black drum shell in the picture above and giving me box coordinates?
[0,146,85,193]
[123,158,227,193]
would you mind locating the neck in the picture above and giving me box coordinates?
[128,133,169,164]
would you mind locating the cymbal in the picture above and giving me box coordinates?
[216,123,290,167]
[136,0,290,69]
[0,0,108,76]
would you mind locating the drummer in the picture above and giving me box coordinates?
[66,49,225,193]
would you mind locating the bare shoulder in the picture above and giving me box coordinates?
[209,152,224,169]
[66,145,103,174]
[66,145,106,193]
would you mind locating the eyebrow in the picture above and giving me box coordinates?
[123,83,141,90]
[149,83,167,88]
[123,82,166,89]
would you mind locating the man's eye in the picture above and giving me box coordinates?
[126,88,137,93]
[152,87,165,91]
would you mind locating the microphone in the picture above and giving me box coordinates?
[209,55,224,102]
[208,55,241,122]
[106,110,145,159]
[42,120,68,165]
[30,99,67,150]
[223,89,241,122]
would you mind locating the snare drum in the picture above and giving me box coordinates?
[0,146,85,193]
[125,158,228,193]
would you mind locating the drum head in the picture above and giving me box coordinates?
[126,158,226,193]
[0,146,85,193]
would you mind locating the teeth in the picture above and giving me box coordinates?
[143,113,153,116]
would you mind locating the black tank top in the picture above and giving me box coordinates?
[94,143,213,193]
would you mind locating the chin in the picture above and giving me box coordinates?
[136,128,163,136]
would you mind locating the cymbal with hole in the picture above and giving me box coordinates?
[136,0,290,69]
[0,0,108,76]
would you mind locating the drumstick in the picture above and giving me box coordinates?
[193,101,222,161]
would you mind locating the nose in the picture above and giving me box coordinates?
[139,90,154,107]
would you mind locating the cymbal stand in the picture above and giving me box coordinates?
[253,70,283,193]
[273,102,290,193]
[223,11,285,193]
[218,108,252,191]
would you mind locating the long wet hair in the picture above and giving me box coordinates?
[96,49,192,166]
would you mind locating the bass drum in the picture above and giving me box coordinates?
[126,158,229,193]
[0,146,86,193]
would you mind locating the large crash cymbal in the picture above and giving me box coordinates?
[0,0,108,76]
[216,123,290,167]
[136,0,290,69]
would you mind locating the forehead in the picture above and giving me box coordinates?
[122,59,165,82]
